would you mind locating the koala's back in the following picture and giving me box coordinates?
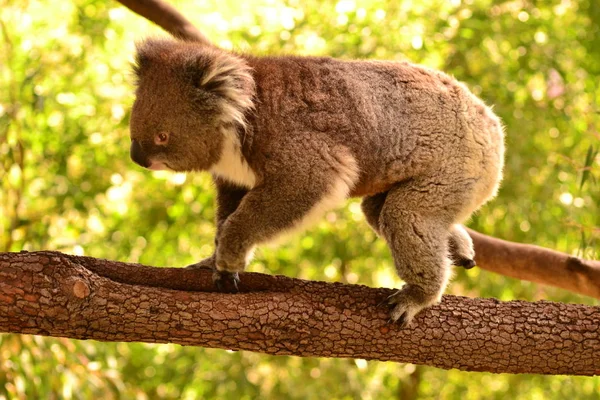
[247,55,504,206]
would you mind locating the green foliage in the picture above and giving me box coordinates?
[1,0,599,398]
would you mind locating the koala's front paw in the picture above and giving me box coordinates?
[185,255,215,270]
[383,285,437,328]
[213,249,246,293]
[185,255,240,292]
[212,270,240,293]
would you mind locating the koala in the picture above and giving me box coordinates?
[129,38,504,327]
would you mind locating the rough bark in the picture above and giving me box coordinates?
[112,0,600,300]
[1,251,599,376]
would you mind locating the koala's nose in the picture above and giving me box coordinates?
[130,139,149,168]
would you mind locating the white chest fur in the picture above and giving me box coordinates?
[210,128,256,188]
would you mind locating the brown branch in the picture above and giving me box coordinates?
[116,0,213,46]
[469,229,600,299]
[1,251,599,375]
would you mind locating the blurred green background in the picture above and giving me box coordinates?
[1,0,599,398]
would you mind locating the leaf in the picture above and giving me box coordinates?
[579,145,597,190]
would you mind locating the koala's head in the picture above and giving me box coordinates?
[129,38,255,172]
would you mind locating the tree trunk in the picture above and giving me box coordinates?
[1,251,599,376]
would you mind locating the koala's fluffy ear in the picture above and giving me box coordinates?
[190,51,255,111]
[185,49,256,127]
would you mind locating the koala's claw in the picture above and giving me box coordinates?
[213,270,240,293]
[378,294,412,328]
[377,296,393,309]
[389,312,409,328]
[384,285,435,328]
[388,303,415,328]
[377,292,406,309]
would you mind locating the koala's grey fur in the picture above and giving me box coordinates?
[129,38,504,327]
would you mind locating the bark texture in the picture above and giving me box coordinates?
[1,251,599,376]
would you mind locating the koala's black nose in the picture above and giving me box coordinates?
[130,139,149,168]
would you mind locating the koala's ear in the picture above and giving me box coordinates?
[187,51,256,111]
[182,55,216,91]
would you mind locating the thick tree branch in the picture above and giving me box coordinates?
[469,229,600,299]
[1,251,599,375]
[117,0,213,45]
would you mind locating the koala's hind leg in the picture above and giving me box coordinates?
[361,193,473,269]
[448,224,476,269]
[379,178,474,327]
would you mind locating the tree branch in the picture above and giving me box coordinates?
[469,229,600,299]
[1,251,599,375]
[117,0,213,46]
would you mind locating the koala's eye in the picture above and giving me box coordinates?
[155,132,169,145]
